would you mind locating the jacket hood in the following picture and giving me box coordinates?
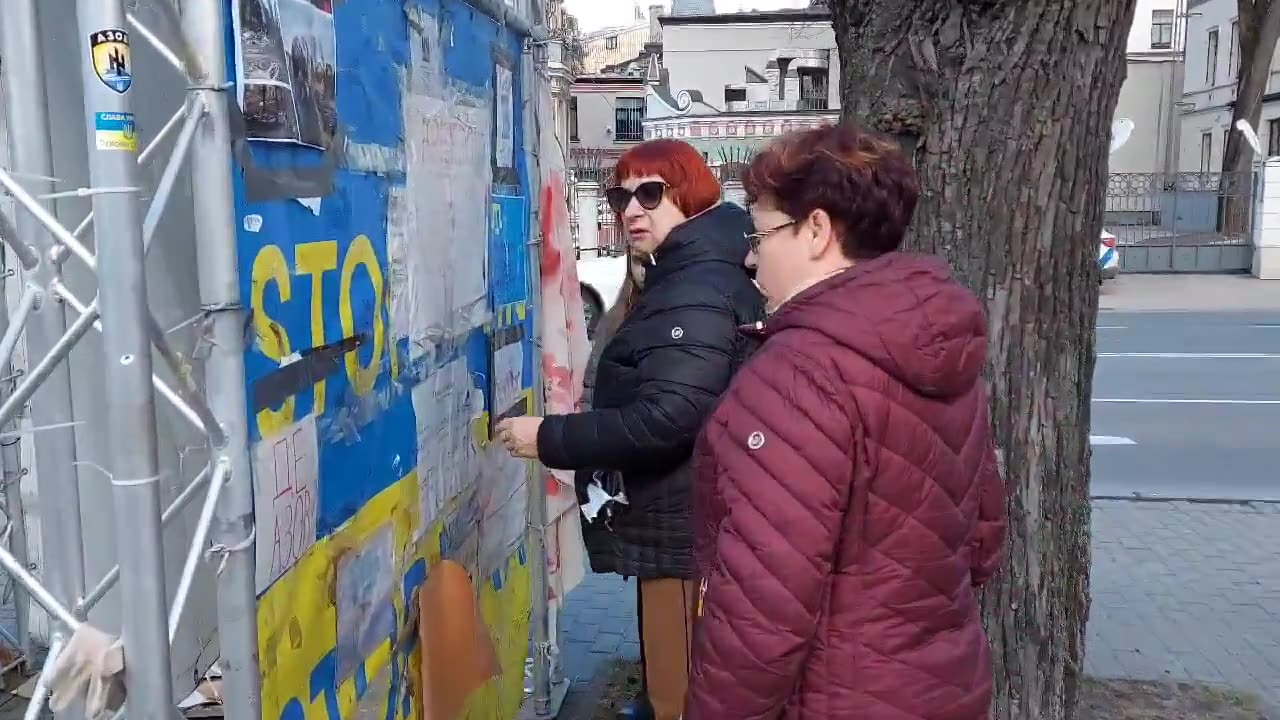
[764,252,988,400]
[647,203,754,285]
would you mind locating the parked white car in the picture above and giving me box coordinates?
[1099,229,1119,281]
[577,253,627,339]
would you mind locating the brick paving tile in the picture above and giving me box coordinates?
[554,500,1280,717]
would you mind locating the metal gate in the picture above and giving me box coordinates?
[1105,171,1256,273]
[594,167,624,254]
[567,149,624,257]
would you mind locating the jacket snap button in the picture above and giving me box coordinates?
[671,326,684,339]
[747,431,765,450]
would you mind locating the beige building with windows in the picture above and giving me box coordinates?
[579,4,663,74]
[569,75,648,162]
[642,6,841,168]
[1109,0,1184,174]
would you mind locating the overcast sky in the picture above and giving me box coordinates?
[563,0,811,33]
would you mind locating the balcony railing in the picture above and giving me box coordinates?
[797,97,829,111]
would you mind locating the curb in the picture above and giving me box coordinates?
[1091,495,1280,505]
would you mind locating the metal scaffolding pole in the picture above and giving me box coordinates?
[181,1,261,712]
[0,0,90,637]
[0,274,32,667]
[520,24,569,718]
[74,0,175,714]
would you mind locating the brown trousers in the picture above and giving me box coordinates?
[636,578,697,720]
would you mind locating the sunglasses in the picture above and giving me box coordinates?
[744,220,798,253]
[605,181,667,214]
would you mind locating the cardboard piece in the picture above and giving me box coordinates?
[418,559,501,720]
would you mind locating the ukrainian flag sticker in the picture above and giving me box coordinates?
[94,112,137,152]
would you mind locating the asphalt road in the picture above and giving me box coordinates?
[1091,309,1280,501]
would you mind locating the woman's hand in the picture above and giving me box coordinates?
[495,416,543,460]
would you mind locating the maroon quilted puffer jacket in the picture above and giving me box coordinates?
[685,252,1007,720]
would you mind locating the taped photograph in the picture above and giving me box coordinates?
[335,524,397,682]
[234,0,337,149]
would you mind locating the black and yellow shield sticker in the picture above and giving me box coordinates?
[89,29,132,94]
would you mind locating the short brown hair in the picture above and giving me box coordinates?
[743,124,918,259]
[615,139,722,218]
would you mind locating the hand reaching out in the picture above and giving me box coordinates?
[495,416,543,460]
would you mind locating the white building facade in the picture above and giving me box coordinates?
[1175,0,1280,170]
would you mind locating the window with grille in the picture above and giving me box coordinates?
[1150,9,1174,49]
[798,70,829,111]
[614,97,644,142]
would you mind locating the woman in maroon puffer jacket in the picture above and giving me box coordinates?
[684,124,1008,720]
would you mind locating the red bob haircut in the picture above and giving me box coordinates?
[743,124,918,259]
[614,139,721,218]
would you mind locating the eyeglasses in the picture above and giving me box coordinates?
[744,220,798,253]
[605,181,667,214]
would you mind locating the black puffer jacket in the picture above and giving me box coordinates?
[538,203,764,579]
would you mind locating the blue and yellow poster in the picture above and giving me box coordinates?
[227,0,537,716]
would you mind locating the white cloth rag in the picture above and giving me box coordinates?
[46,624,126,718]
[580,478,628,522]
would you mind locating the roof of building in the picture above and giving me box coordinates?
[660,7,830,25]
[670,0,715,15]
[582,21,647,40]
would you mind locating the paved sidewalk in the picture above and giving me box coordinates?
[1087,501,1280,707]
[1099,273,1280,312]
[556,500,1280,715]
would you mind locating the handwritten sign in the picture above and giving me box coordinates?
[253,414,321,594]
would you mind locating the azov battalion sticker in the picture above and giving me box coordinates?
[89,29,132,94]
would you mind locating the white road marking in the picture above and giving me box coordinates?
[1090,435,1137,445]
[1095,325,1128,330]
[1097,352,1280,359]
[1094,398,1280,405]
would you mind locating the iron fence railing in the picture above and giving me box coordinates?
[1104,171,1256,273]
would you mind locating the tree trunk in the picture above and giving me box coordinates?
[1221,0,1280,235]
[829,1,1135,718]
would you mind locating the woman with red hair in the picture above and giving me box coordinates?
[497,139,764,720]
[684,124,1008,719]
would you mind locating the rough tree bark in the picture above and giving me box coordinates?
[828,1,1135,719]
[1222,0,1280,234]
